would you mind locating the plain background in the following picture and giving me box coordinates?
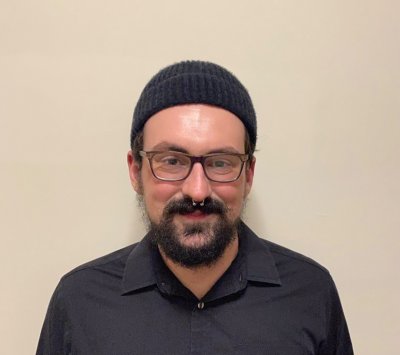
[1,1,399,354]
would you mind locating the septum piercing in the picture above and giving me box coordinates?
[192,200,205,207]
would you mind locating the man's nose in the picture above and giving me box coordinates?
[181,162,212,202]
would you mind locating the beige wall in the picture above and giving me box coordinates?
[1,1,399,354]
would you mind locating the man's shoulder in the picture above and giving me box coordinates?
[244,224,329,273]
[243,224,333,289]
[58,243,138,289]
[263,238,329,274]
[250,232,337,293]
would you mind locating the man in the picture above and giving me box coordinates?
[37,61,353,354]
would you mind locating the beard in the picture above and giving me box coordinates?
[144,196,240,268]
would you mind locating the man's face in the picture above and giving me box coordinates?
[127,104,255,266]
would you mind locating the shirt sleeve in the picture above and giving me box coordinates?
[319,275,354,355]
[36,282,72,355]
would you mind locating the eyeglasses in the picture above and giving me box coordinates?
[139,150,249,182]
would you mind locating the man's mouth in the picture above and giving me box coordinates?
[179,210,210,220]
[163,197,227,222]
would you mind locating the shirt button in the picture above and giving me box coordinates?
[197,301,205,310]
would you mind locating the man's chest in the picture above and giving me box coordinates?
[67,287,323,355]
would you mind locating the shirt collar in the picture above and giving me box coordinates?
[121,222,281,295]
[121,234,159,295]
[238,223,281,286]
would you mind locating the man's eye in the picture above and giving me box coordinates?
[208,159,233,169]
[160,156,185,166]
[213,160,229,168]
[164,158,179,165]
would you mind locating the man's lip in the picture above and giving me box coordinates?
[178,211,210,220]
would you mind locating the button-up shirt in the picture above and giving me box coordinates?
[37,223,353,354]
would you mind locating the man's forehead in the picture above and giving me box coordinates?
[142,104,247,152]
[143,104,245,129]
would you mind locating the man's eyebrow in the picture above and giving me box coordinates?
[149,142,243,155]
[151,142,189,153]
[207,147,243,154]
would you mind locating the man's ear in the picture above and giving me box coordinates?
[245,157,256,197]
[127,150,142,194]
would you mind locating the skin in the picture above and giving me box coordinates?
[127,104,255,299]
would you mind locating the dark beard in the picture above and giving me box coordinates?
[149,197,239,268]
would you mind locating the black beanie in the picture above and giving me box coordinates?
[131,60,257,148]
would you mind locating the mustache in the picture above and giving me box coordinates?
[163,197,227,217]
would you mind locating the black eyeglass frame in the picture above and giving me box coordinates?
[139,150,249,183]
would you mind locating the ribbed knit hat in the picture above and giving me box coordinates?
[131,60,257,148]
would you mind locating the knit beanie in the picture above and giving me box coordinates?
[130,60,257,148]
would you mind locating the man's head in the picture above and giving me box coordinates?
[127,61,257,268]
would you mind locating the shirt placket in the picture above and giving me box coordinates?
[190,300,209,355]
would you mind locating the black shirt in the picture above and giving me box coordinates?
[37,223,353,355]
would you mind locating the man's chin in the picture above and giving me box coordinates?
[175,232,213,249]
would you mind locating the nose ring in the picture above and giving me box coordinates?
[192,200,205,207]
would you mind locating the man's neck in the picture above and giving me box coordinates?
[159,237,239,300]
